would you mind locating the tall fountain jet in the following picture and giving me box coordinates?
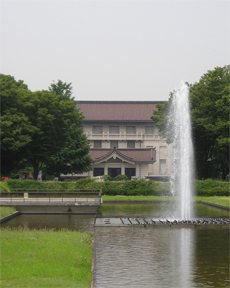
[169,82,194,220]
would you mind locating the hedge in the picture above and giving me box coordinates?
[2,179,229,196]
[195,179,230,196]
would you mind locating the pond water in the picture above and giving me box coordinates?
[1,203,229,288]
[95,226,229,288]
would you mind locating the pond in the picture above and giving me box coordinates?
[1,203,229,288]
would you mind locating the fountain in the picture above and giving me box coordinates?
[169,81,194,220]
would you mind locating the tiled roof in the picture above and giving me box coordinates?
[89,147,156,163]
[76,101,164,122]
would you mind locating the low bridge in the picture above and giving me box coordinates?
[0,189,102,214]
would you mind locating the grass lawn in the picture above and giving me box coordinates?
[0,206,17,218]
[195,196,230,207]
[102,195,230,207]
[102,195,174,201]
[0,228,93,288]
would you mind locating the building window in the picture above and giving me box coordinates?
[93,126,103,134]
[125,168,136,180]
[127,141,135,148]
[126,126,136,134]
[109,126,119,134]
[94,141,101,148]
[94,168,104,176]
[108,168,121,179]
[145,126,154,134]
[160,159,167,175]
[111,140,118,148]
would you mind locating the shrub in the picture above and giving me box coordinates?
[6,179,44,190]
[74,178,94,189]
[0,181,11,192]
[195,179,229,196]
[102,175,111,182]
[4,178,229,196]
[102,181,124,195]
[113,174,129,181]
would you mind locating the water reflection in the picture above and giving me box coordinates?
[95,227,195,288]
[1,214,95,232]
[95,226,229,288]
[193,229,230,288]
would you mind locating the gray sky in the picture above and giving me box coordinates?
[0,0,229,101]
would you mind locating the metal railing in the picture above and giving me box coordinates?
[0,189,102,203]
[85,133,161,140]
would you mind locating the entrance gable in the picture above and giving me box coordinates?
[94,149,135,165]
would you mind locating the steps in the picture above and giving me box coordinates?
[95,217,230,227]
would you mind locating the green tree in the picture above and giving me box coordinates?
[48,80,73,99]
[17,89,83,180]
[44,123,92,180]
[151,93,173,143]
[45,80,92,180]
[151,66,230,180]
[1,74,90,180]
[190,66,229,179]
[0,75,36,175]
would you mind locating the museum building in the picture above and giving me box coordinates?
[74,101,173,180]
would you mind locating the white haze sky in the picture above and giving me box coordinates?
[0,0,229,101]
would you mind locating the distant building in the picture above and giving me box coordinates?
[63,101,173,181]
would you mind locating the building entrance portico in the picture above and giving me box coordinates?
[90,147,156,179]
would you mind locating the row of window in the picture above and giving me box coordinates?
[93,140,135,148]
[94,168,136,180]
[92,126,154,134]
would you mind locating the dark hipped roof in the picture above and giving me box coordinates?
[89,147,156,163]
[77,101,164,122]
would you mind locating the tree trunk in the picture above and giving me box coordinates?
[33,163,39,181]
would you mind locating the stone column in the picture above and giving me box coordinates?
[104,163,108,175]
[121,163,125,175]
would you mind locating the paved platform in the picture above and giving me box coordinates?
[95,217,230,227]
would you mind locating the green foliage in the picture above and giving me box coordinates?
[0,74,36,174]
[0,181,11,192]
[74,178,94,189]
[102,175,111,181]
[195,179,230,196]
[113,174,129,181]
[42,80,92,180]
[102,181,125,195]
[152,66,230,179]
[44,122,92,180]
[6,179,44,190]
[1,74,92,180]
[123,179,170,196]
[5,179,229,196]
[151,101,172,142]
[48,79,73,99]
[190,66,230,179]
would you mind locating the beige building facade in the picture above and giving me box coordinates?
[75,101,173,180]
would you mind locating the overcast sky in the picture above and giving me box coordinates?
[0,0,229,101]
